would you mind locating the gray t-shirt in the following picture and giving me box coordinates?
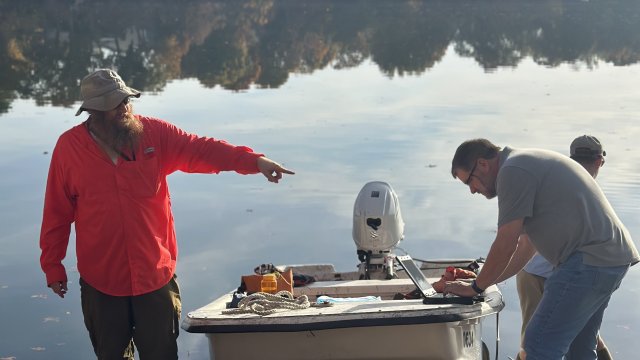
[497,147,639,267]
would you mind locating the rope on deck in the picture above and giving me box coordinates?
[222,291,310,316]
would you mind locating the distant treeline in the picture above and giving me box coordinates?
[1,0,639,113]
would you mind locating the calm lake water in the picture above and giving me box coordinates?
[1,1,640,359]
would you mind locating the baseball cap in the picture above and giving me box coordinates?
[570,135,606,157]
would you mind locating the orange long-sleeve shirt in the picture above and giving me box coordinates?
[40,116,263,296]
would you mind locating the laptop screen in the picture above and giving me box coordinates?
[396,255,438,298]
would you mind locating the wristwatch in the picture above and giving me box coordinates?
[471,279,485,294]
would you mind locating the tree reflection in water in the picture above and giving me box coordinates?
[0,0,639,113]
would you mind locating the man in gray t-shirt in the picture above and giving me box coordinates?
[445,138,638,360]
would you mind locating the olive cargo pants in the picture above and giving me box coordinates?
[80,275,181,360]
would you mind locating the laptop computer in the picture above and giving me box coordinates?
[396,255,483,305]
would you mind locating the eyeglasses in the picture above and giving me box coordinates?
[110,97,132,110]
[464,160,478,185]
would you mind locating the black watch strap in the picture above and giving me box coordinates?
[471,279,485,294]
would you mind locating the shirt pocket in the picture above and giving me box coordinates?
[117,156,160,198]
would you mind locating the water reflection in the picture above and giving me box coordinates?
[1,0,640,113]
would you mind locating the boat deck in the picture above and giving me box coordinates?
[185,277,502,333]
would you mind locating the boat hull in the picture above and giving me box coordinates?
[207,321,485,360]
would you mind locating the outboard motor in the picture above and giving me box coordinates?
[352,181,404,279]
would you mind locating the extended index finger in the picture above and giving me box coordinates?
[277,166,295,175]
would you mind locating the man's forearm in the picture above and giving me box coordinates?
[475,239,516,289]
[494,234,536,283]
[475,218,523,290]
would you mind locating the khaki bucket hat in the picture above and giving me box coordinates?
[75,69,141,116]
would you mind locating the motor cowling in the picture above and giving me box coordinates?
[353,181,404,252]
[352,181,404,279]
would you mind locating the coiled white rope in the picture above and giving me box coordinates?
[222,291,310,316]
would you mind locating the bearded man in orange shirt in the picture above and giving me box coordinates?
[39,69,294,359]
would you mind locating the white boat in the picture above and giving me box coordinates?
[182,182,505,359]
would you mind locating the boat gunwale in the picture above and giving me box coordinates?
[183,288,504,334]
